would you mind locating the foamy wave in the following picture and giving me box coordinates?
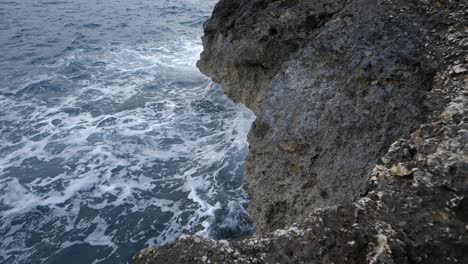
[0,37,254,263]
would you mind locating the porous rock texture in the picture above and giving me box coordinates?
[196,0,347,113]
[134,0,467,263]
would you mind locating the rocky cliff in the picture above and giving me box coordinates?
[134,0,467,263]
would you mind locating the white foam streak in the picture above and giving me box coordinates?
[0,36,255,262]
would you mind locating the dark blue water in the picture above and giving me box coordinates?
[0,1,255,263]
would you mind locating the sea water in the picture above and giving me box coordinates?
[0,0,254,263]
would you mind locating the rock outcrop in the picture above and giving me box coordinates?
[135,0,467,263]
[196,0,347,113]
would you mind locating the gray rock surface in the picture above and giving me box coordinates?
[199,0,445,234]
[197,0,346,113]
[134,0,467,263]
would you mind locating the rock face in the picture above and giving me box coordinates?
[135,0,467,263]
[242,0,437,232]
[198,0,446,234]
[197,0,347,113]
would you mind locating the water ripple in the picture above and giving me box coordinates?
[0,1,254,264]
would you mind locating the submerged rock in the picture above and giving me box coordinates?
[135,0,467,263]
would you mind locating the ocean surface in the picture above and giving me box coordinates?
[0,0,255,263]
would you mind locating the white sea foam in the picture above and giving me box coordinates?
[0,36,255,263]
